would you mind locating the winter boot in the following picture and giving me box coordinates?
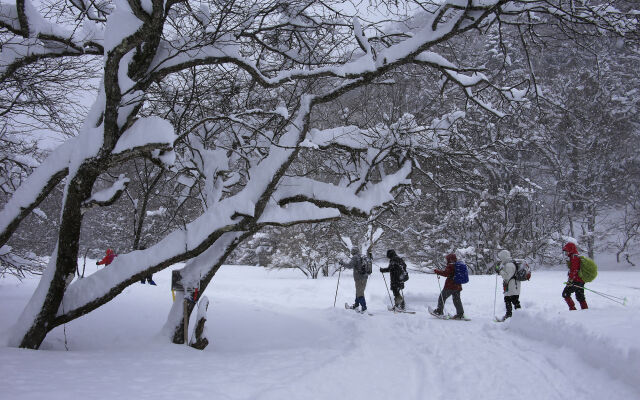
[140,279,146,284]
[564,297,577,311]
[148,279,157,286]
[579,300,588,310]
[503,303,512,320]
[503,298,513,320]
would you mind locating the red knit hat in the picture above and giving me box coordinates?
[562,242,578,255]
[445,253,457,263]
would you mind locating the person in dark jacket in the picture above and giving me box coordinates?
[562,242,587,310]
[431,253,465,319]
[380,249,406,311]
[341,247,370,312]
[96,248,116,266]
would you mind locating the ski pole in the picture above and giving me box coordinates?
[381,271,395,309]
[564,282,627,306]
[568,284,628,306]
[493,273,498,318]
[333,266,342,307]
[436,274,446,315]
[564,282,626,300]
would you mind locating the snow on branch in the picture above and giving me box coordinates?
[0,245,45,280]
[68,0,111,22]
[257,202,341,226]
[0,0,104,81]
[501,1,639,36]
[141,2,497,90]
[82,175,130,210]
[413,51,518,117]
[112,116,177,161]
[0,140,74,247]
[275,161,412,217]
[301,126,370,150]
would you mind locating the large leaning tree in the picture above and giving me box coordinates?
[0,0,636,348]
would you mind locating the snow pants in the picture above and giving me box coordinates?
[504,295,521,317]
[391,286,405,309]
[436,289,464,317]
[562,282,586,302]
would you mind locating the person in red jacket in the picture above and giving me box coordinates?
[96,248,116,266]
[562,242,587,310]
[431,253,465,319]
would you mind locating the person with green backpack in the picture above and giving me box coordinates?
[562,242,588,310]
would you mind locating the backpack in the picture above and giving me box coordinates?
[578,256,598,282]
[453,261,469,284]
[512,260,531,281]
[397,258,409,282]
[364,255,373,275]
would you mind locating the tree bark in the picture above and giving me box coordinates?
[17,163,99,348]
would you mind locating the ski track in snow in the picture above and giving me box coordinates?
[0,265,639,400]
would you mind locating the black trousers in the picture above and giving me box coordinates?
[504,295,521,316]
[562,282,586,302]
[391,286,405,309]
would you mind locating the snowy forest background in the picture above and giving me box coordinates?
[1,0,639,349]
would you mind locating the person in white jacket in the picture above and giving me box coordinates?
[496,249,521,320]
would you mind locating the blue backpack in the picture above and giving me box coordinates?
[453,261,469,284]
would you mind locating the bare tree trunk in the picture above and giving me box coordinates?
[15,165,98,349]
[165,231,252,344]
[190,296,209,350]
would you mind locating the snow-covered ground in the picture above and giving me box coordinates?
[1,263,639,400]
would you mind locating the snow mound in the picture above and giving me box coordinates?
[506,311,640,390]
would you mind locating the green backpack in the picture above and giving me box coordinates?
[578,256,598,283]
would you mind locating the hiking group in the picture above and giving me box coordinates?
[340,241,598,321]
[94,240,598,320]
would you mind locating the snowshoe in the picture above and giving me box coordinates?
[428,306,446,319]
[388,305,416,314]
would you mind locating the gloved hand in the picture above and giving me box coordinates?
[379,267,383,273]
[96,261,99,265]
